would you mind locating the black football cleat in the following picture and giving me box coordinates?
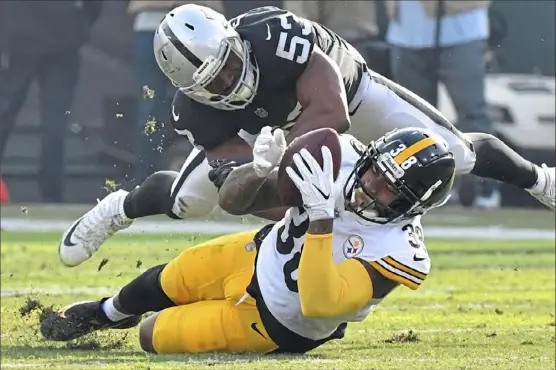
[40,298,142,341]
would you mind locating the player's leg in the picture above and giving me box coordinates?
[58,147,218,267]
[138,298,277,354]
[43,230,259,341]
[351,75,554,209]
[465,132,554,209]
[123,145,220,221]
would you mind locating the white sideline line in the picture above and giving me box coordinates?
[1,218,554,240]
[1,286,118,298]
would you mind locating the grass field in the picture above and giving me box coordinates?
[1,229,555,370]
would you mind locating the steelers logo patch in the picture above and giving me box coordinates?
[343,235,364,258]
[245,241,256,252]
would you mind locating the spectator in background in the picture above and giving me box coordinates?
[0,0,102,203]
[386,0,500,208]
[283,1,391,77]
[127,0,223,184]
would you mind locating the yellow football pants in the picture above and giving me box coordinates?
[153,230,279,354]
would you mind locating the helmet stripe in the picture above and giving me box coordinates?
[161,22,203,68]
[394,137,436,165]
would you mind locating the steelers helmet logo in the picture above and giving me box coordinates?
[343,235,364,258]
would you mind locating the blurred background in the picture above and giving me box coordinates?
[0,0,554,210]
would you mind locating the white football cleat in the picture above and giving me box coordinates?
[59,189,133,267]
[527,164,555,210]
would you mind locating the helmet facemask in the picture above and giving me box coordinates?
[344,143,427,224]
[183,35,259,110]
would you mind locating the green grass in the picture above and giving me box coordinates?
[1,231,555,370]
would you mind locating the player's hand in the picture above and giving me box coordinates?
[253,126,286,178]
[286,146,336,221]
[208,159,239,191]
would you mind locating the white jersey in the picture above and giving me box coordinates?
[255,134,431,341]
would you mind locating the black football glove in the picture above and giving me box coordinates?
[208,159,240,191]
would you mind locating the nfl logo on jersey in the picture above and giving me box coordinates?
[343,235,364,258]
[254,107,268,118]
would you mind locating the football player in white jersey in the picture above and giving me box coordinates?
[57,4,554,269]
[42,126,454,354]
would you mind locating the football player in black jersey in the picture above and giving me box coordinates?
[58,4,554,268]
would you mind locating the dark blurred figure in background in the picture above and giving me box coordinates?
[284,1,391,77]
[0,0,102,203]
[127,0,223,184]
[386,0,500,209]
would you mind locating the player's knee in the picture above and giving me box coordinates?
[139,313,160,353]
[168,194,218,219]
[167,154,219,219]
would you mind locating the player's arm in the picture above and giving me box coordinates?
[217,127,288,218]
[299,233,399,318]
[286,146,396,317]
[287,47,350,142]
[300,229,430,317]
[258,11,348,141]
[218,164,284,215]
[284,146,367,317]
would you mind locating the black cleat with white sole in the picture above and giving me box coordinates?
[40,299,141,342]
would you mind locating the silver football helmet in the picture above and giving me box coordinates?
[153,4,259,110]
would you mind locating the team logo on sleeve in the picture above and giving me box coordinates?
[343,235,364,258]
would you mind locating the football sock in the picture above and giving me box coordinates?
[468,133,538,189]
[102,296,133,322]
[115,264,176,315]
[123,171,178,218]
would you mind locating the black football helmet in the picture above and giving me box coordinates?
[344,127,456,224]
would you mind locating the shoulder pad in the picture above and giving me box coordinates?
[363,219,430,290]
[234,8,315,87]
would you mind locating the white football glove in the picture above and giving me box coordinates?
[253,126,287,178]
[286,146,336,221]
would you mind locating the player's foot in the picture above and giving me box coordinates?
[59,189,133,267]
[40,299,141,341]
[527,164,555,210]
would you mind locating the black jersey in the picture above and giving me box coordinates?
[171,6,367,151]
